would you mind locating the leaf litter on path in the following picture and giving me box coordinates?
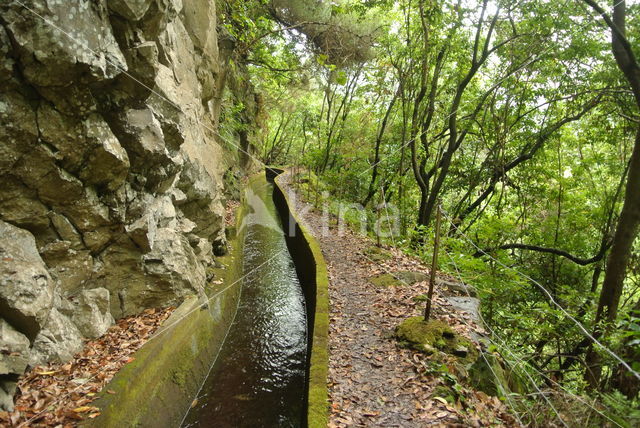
[2,307,174,427]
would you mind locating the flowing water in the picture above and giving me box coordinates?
[182,178,307,427]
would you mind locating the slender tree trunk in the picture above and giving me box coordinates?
[363,89,399,207]
[582,0,640,388]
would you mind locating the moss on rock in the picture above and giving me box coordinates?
[469,352,526,397]
[370,271,428,287]
[393,271,428,285]
[395,317,477,363]
[432,385,458,404]
[370,273,404,287]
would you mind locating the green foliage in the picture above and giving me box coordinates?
[601,392,640,427]
[227,0,640,421]
[269,0,382,66]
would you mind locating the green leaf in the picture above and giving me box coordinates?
[317,54,328,66]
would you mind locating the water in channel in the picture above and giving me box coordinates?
[182,178,307,427]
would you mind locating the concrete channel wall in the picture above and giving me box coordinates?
[270,169,330,428]
[89,204,246,427]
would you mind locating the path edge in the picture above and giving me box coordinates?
[271,169,330,428]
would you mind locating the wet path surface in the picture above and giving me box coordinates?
[183,178,307,428]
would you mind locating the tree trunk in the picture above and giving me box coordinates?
[363,89,399,207]
[582,0,640,389]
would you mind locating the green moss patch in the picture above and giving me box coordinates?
[395,317,477,363]
[371,271,429,287]
[370,273,404,287]
[394,270,428,284]
[363,245,392,262]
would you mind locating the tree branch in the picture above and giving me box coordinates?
[474,242,611,265]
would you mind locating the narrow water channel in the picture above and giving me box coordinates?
[182,177,307,427]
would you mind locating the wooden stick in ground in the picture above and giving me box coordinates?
[376,189,382,247]
[424,203,442,321]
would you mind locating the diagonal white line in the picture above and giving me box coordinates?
[441,242,623,427]
[17,246,287,427]
[440,244,567,427]
[442,209,640,382]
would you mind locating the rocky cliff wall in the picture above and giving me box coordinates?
[0,0,237,409]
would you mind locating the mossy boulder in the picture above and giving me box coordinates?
[432,385,459,405]
[469,352,526,397]
[394,317,477,363]
[394,270,428,285]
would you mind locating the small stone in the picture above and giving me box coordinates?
[453,345,469,358]
[369,273,404,287]
[438,278,478,297]
[213,238,228,256]
[71,288,115,339]
[362,246,392,262]
[0,377,19,412]
[422,344,436,355]
[392,270,428,285]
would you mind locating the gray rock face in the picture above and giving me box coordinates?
[0,220,56,342]
[0,0,237,409]
[108,0,154,20]
[0,319,30,377]
[444,296,482,325]
[29,308,84,365]
[438,278,478,297]
[70,288,115,339]
[0,378,19,412]
[0,221,85,410]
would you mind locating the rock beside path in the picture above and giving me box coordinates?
[369,270,428,287]
[394,317,478,363]
[438,278,478,297]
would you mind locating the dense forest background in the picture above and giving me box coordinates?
[217,0,640,424]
